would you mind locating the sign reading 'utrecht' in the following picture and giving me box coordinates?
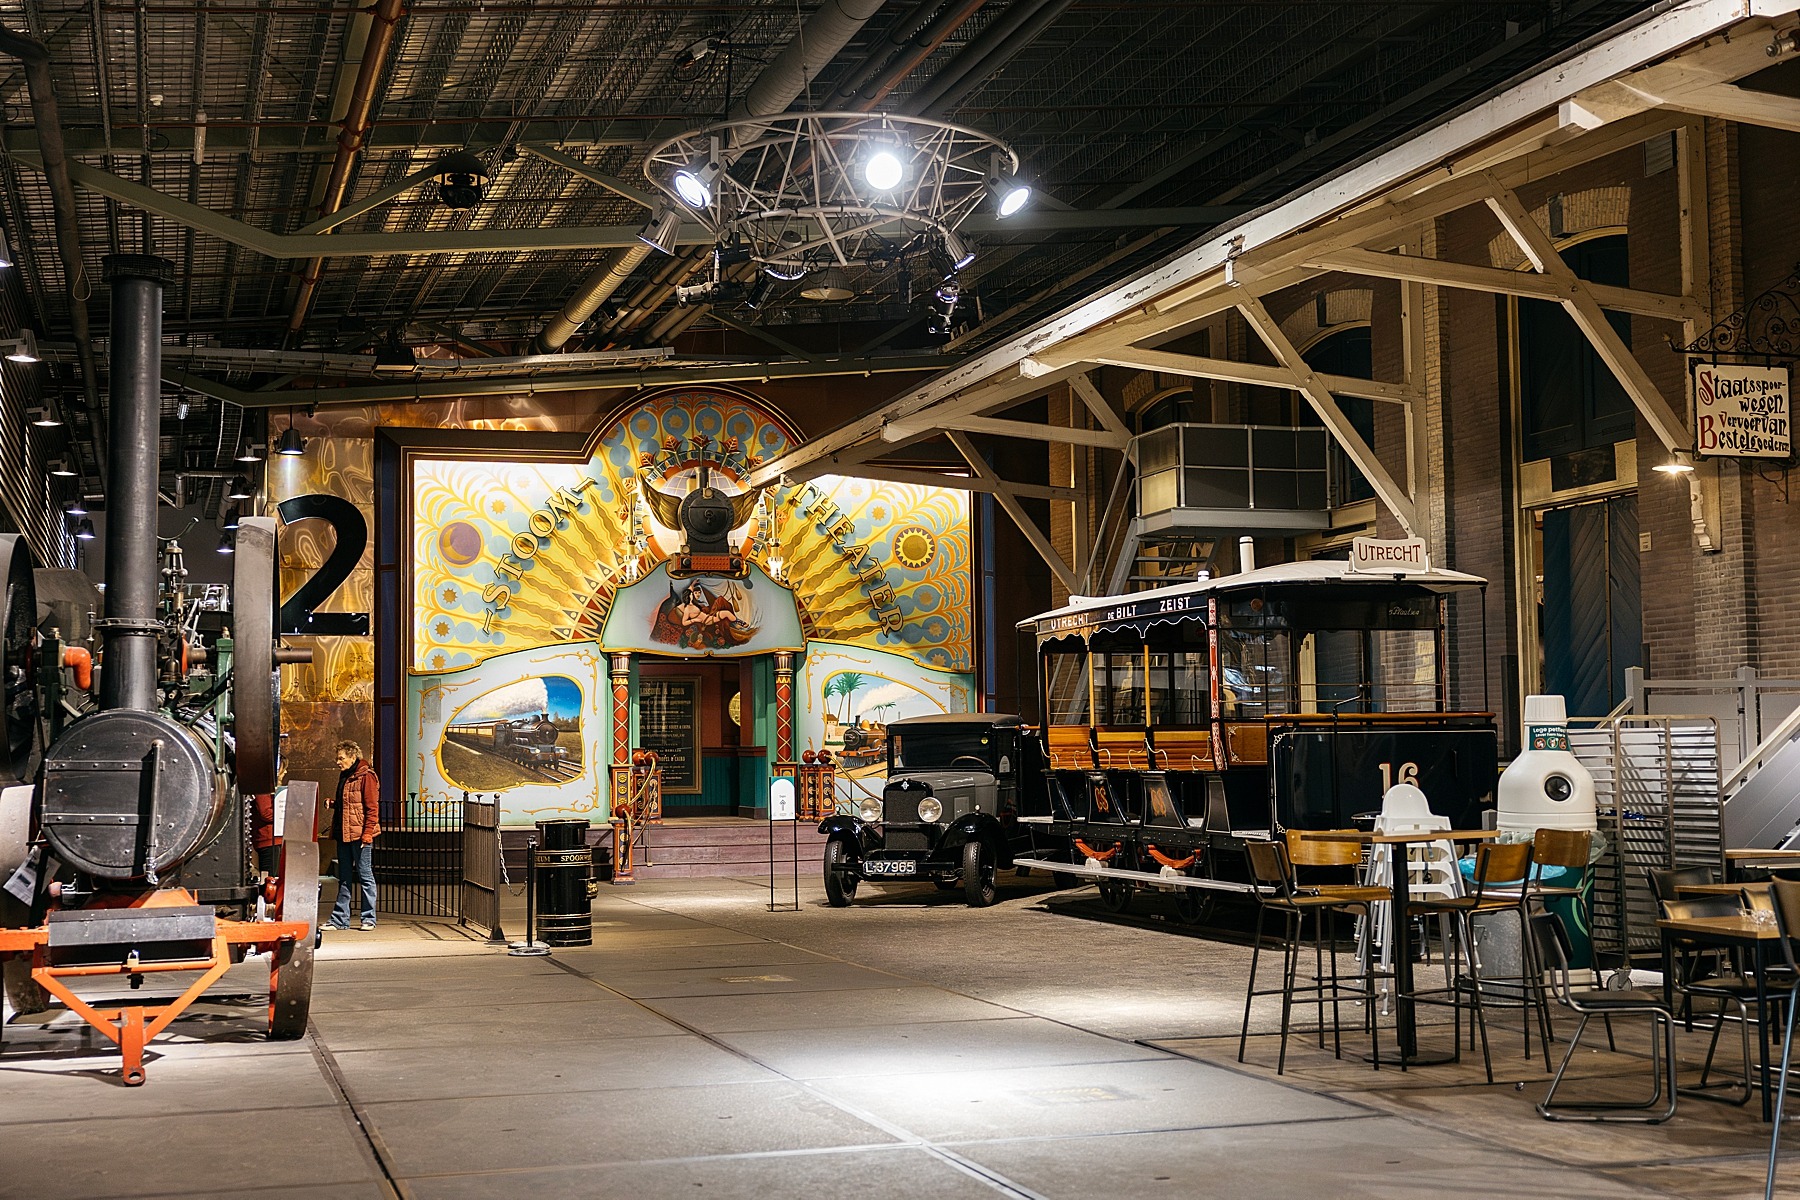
[1349,536,1430,574]
[1694,361,1791,460]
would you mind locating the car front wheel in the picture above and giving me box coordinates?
[963,839,997,907]
[823,839,858,907]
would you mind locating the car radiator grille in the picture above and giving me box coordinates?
[884,791,922,823]
[884,828,931,852]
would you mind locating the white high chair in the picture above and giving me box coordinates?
[1359,783,1463,1012]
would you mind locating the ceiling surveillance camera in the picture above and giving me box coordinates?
[433,149,490,210]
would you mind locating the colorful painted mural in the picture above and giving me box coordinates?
[411,387,971,675]
[404,386,976,822]
[800,641,970,806]
[409,644,606,824]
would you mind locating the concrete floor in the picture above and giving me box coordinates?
[2,870,1796,1198]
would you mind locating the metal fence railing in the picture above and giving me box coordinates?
[372,792,464,919]
[1570,715,1722,966]
[459,796,505,942]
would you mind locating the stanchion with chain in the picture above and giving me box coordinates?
[508,834,550,956]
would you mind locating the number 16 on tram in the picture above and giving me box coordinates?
[1011,559,1498,922]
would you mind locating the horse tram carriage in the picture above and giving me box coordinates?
[1011,558,1499,923]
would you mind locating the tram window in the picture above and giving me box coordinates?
[1149,651,1209,724]
[1299,629,1364,712]
[1219,630,1292,717]
[1102,652,1145,725]
[1371,628,1439,712]
[1044,644,1090,724]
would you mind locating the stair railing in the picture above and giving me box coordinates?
[1723,701,1800,798]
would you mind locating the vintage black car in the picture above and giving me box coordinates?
[818,712,1045,907]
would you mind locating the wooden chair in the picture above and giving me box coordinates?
[1533,912,1678,1123]
[1239,836,1387,1074]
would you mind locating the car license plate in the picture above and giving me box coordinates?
[862,858,917,877]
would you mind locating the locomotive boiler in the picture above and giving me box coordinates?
[0,256,317,1085]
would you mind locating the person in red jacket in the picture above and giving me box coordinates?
[325,740,381,931]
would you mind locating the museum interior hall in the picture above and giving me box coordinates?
[7,0,1800,1196]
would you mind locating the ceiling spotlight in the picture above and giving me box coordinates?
[227,475,252,501]
[637,206,682,255]
[987,161,1033,217]
[0,226,12,269]
[673,140,724,209]
[373,335,418,374]
[799,268,855,302]
[222,506,241,531]
[3,329,39,363]
[1654,452,1696,476]
[66,496,88,517]
[28,406,61,428]
[433,149,490,210]
[743,276,774,310]
[764,262,807,281]
[236,441,263,464]
[675,280,720,305]
[863,140,905,191]
[941,229,976,271]
[217,531,235,554]
[48,457,76,478]
[276,425,306,457]
[74,517,96,541]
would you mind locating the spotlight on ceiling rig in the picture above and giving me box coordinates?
[987,158,1033,218]
[2,329,40,363]
[373,334,418,374]
[433,149,491,210]
[637,206,682,255]
[673,139,724,209]
[863,139,906,192]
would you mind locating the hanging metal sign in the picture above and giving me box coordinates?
[1693,361,1791,459]
[1349,536,1430,574]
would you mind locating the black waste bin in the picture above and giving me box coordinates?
[533,819,593,947]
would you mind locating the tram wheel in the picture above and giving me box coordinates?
[963,840,998,908]
[823,840,858,907]
[1097,879,1133,913]
[1172,885,1216,925]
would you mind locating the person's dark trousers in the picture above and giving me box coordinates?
[256,846,280,877]
[329,840,377,927]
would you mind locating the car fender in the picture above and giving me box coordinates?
[818,815,876,856]
[937,813,1012,867]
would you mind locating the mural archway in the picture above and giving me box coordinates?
[406,386,974,821]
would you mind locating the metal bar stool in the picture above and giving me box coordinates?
[1238,836,1387,1075]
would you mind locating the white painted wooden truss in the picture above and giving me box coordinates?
[749,0,1800,582]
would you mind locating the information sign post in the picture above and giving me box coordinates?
[767,777,799,912]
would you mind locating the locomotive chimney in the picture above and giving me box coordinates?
[98,255,175,712]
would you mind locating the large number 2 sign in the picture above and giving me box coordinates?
[276,494,371,636]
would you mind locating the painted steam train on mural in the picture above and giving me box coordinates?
[819,555,1499,919]
[0,258,318,1085]
[444,715,578,779]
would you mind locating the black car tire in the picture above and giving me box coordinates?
[824,839,858,907]
[963,839,997,907]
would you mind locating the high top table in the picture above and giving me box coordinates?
[1307,828,1499,1066]
[1656,912,1785,1120]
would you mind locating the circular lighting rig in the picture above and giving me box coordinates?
[645,113,1026,279]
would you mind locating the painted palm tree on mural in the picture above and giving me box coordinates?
[828,672,865,723]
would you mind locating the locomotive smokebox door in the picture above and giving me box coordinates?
[40,710,226,881]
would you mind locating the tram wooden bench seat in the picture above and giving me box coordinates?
[1045,725,1092,771]
[1095,728,1151,770]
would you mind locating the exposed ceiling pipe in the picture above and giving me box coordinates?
[0,25,109,481]
[732,0,888,124]
[284,0,407,343]
[533,0,890,354]
[824,0,988,109]
[904,0,1077,117]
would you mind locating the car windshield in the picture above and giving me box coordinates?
[889,726,1003,772]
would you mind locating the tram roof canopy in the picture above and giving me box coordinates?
[1021,560,1486,636]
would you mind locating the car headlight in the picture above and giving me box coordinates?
[857,798,883,822]
[916,796,943,823]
